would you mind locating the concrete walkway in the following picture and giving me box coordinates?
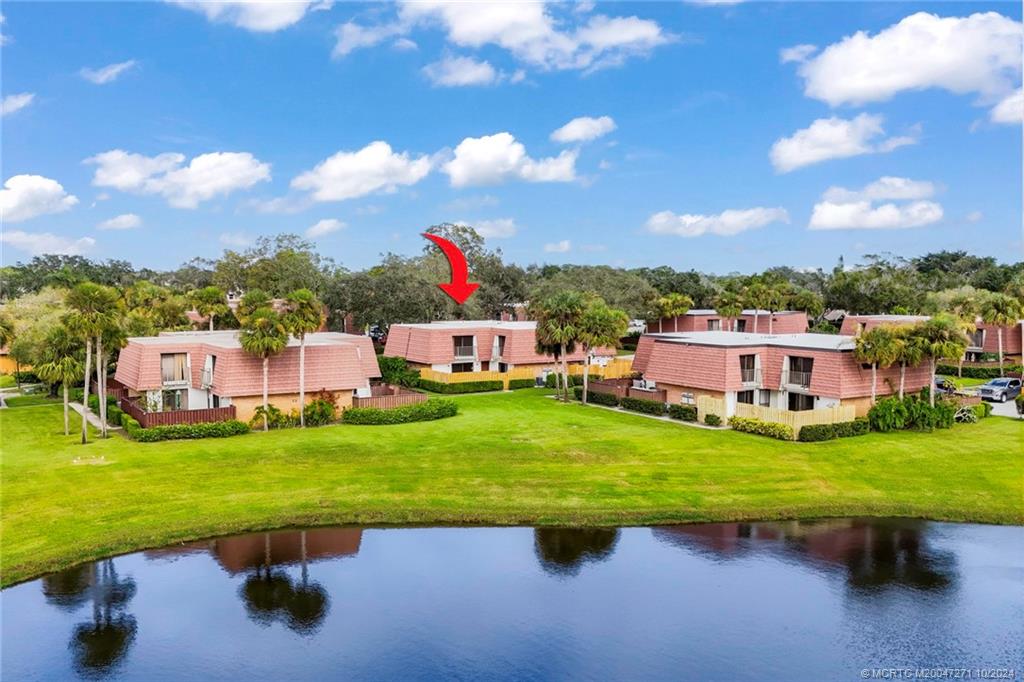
[69,401,123,431]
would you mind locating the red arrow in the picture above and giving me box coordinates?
[422,232,480,305]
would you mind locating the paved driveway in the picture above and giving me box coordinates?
[988,398,1020,418]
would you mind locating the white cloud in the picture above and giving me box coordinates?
[646,207,789,237]
[991,88,1023,124]
[333,21,406,57]
[461,218,518,239]
[393,37,418,51]
[169,1,324,32]
[219,231,252,247]
[444,132,577,187]
[339,2,672,73]
[796,12,1022,107]
[821,176,935,203]
[291,141,432,202]
[80,60,137,84]
[965,210,984,223]
[86,149,271,208]
[770,114,918,173]
[98,213,142,230]
[779,44,816,64]
[809,177,943,230]
[1,13,11,46]
[1,93,34,116]
[544,239,571,252]
[550,115,616,143]
[0,175,79,223]
[423,55,499,87]
[306,218,346,238]
[0,230,95,256]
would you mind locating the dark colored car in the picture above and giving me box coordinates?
[977,377,1022,402]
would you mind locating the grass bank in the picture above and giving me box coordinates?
[2,389,1021,586]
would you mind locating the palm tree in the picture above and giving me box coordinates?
[893,326,926,399]
[787,288,824,321]
[531,292,586,402]
[742,282,771,333]
[35,326,83,436]
[854,326,899,404]
[979,293,1022,377]
[913,314,972,407]
[656,293,692,333]
[240,307,288,431]
[0,312,13,350]
[714,291,743,332]
[577,299,629,404]
[283,289,323,427]
[190,286,230,331]
[763,284,791,335]
[236,289,272,326]
[66,283,119,444]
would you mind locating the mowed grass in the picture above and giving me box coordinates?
[2,389,1021,586]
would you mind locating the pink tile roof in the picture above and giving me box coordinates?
[114,331,379,395]
[383,321,608,365]
[634,331,931,400]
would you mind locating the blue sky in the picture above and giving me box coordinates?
[1,1,1021,273]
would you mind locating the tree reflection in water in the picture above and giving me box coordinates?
[239,531,330,636]
[652,518,956,593]
[49,560,139,678]
[534,528,620,577]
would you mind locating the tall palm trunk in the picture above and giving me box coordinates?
[262,356,269,431]
[898,363,906,400]
[657,319,662,333]
[582,351,590,404]
[95,336,107,438]
[62,384,70,435]
[768,314,774,335]
[753,312,759,334]
[997,328,1004,376]
[870,363,877,404]
[673,317,678,333]
[298,335,306,427]
[929,358,937,407]
[209,316,215,332]
[559,343,568,402]
[81,338,92,444]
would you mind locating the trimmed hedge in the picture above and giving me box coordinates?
[545,373,586,389]
[704,414,721,426]
[342,398,458,425]
[972,402,992,419]
[508,378,538,390]
[667,404,697,422]
[729,416,794,441]
[417,379,503,394]
[620,396,666,415]
[123,415,250,442]
[572,386,620,406]
[937,363,1023,380]
[798,418,869,442]
[377,355,421,388]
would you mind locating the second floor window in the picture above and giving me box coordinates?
[453,335,474,358]
[788,356,813,387]
[969,330,984,347]
[707,319,721,331]
[739,354,756,383]
[735,319,747,332]
[161,353,188,384]
[496,335,506,357]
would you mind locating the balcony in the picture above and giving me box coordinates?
[200,368,213,388]
[740,368,761,385]
[453,346,475,360]
[787,370,812,388]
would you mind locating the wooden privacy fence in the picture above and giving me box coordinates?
[419,366,540,389]
[91,377,130,401]
[695,395,855,439]
[568,357,634,380]
[352,386,428,409]
[588,378,667,403]
[119,397,236,428]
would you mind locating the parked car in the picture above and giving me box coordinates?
[933,375,957,394]
[977,377,1022,402]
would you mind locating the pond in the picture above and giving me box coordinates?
[2,519,1021,681]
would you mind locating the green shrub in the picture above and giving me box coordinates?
[377,355,421,388]
[973,402,993,419]
[869,395,958,432]
[342,398,458,424]
[729,416,794,440]
[572,386,620,406]
[0,374,15,389]
[12,371,40,384]
[667,404,697,421]
[936,364,1023,379]
[87,394,119,411]
[303,398,337,426]
[704,413,721,426]
[123,416,250,442]
[508,378,538,390]
[797,423,836,442]
[620,396,666,415]
[544,373,585,389]
[248,404,298,430]
[868,397,909,432]
[417,379,503,394]
[106,405,123,427]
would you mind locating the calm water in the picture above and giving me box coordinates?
[2,520,1022,681]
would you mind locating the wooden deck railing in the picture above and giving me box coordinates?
[119,397,236,428]
[91,377,130,401]
[352,389,428,410]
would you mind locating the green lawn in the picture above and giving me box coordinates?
[2,389,1021,586]
[3,395,59,408]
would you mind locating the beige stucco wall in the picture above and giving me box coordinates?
[660,383,726,405]
[841,396,875,418]
[231,391,354,423]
